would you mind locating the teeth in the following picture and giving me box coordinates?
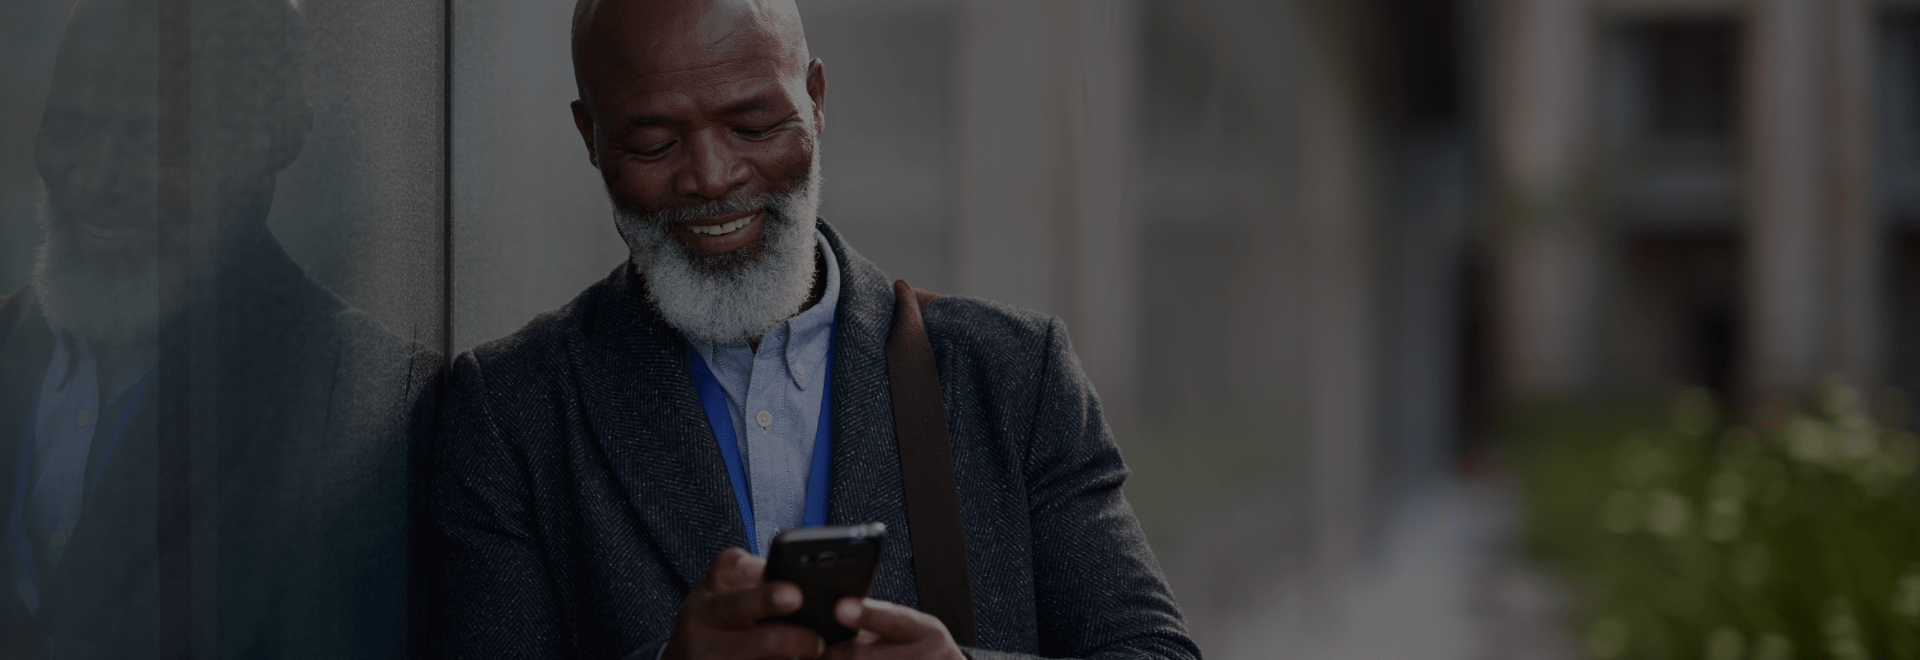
[689,214,755,236]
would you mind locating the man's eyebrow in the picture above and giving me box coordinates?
[718,96,773,116]
[624,97,777,127]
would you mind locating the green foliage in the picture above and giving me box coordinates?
[1505,382,1920,660]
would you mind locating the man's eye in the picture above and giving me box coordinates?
[734,127,772,138]
[637,142,674,157]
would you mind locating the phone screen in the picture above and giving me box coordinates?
[762,523,886,645]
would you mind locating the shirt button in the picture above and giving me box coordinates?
[50,531,66,548]
[794,362,806,377]
[77,410,90,428]
[756,411,772,428]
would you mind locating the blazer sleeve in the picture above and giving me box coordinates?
[993,318,1202,660]
[430,352,569,658]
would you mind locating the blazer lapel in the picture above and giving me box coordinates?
[40,389,158,630]
[817,224,919,606]
[0,291,51,644]
[572,263,747,591]
[0,292,50,529]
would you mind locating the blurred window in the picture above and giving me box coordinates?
[1641,21,1738,139]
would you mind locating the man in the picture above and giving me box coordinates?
[0,0,434,656]
[430,1,1199,659]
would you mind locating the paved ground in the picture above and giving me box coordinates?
[1161,481,1580,660]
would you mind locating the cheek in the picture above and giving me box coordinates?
[34,140,103,212]
[34,138,79,187]
[605,159,673,204]
[746,133,816,186]
[38,135,159,193]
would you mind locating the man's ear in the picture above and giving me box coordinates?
[571,99,599,169]
[806,58,826,134]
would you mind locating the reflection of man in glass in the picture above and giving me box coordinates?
[432,1,1196,659]
[0,0,433,656]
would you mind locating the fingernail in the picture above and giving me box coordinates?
[774,586,800,608]
[835,598,861,623]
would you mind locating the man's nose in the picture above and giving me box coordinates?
[673,130,751,200]
[44,133,149,206]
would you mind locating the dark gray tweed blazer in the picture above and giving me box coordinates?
[431,221,1198,660]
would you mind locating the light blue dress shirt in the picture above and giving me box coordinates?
[688,230,841,557]
[17,316,153,612]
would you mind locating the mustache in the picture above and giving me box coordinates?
[615,189,795,228]
[39,194,158,270]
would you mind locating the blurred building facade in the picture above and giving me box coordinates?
[818,0,1920,652]
[1489,0,1920,418]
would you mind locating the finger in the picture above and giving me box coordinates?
[834,596,863,627]
[714,622,825,660]
[838,598,947,643]
[822,636,861,660]
[701,581,804,628]
[699,548,765,593]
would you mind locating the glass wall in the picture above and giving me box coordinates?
[0,0,443,655]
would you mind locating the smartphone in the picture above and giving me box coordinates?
[762,522,887,645]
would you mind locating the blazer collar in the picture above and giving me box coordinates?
[816,224,918,604]
[0,291,52,628]
[569,253,734,591]
[812,224,903,521]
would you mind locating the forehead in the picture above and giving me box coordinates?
[580,0,805,110]
[46,1,160,115]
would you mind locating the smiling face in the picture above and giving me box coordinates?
[29,0,165,347]
[571,0,823,257]
[31,0,309,346]
[35,0,162,266]
[571,0,830,344]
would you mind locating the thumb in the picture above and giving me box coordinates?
[700,548,766,593]
[836,598,947,643]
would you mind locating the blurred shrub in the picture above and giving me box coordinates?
[1505,380,1920,660]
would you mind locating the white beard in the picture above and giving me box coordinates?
[30,181,166,348]
[612,153,823,345]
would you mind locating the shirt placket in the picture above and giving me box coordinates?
[746,324,797,554]
[31,333,100,576]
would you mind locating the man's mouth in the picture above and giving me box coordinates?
[670,210,765,255]
[685,213,756,236]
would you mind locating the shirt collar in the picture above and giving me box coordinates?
[687,228,841,391]
[780,230,840,390]
[40,312,156,402]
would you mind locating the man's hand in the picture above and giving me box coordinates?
[824,597,966,660]
[662,548,826,660]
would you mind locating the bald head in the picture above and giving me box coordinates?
[571,0,810,103]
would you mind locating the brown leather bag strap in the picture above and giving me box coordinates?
[884,279,979,647]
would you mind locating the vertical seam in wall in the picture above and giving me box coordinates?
[442,0,456,367]
[156,0,193,657]
[417,0,456,654]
